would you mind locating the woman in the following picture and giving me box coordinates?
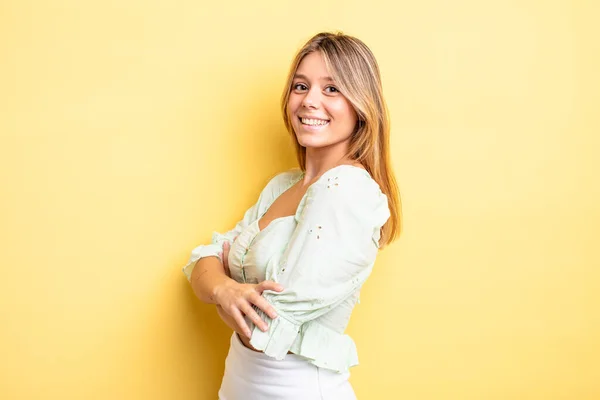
[183,32,401,400]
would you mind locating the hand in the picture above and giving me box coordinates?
[214,241,284,338]
[216,304,245,337]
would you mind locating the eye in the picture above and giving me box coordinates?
[324,86,339,94]
[293,83,308,91]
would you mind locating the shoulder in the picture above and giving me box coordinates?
[265,167,304,188]
[313,165,386,207]
[261,167,303,195]
[255,167,304,204]
[303,165,390,227]
[314,165,378,192]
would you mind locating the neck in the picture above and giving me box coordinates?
[301,140,356,185]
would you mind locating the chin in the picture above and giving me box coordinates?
[295,133,328,149]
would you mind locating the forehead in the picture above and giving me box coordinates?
[295,51,330,78]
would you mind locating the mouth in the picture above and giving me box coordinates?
[298,116,330,128]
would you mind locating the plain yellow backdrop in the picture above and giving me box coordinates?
[1,1,598,399]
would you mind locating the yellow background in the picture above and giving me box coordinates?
[1,1,598,399]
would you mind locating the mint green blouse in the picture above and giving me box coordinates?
[183,165,390,373]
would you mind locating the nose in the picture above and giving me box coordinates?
[302,86,321,109]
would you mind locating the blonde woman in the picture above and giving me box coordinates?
[183,32,401,400]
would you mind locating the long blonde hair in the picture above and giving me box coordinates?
[281,31,402,247]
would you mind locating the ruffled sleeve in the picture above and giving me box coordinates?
[182,169,303,282]
[249,167,390,368]
[182,205,257,282]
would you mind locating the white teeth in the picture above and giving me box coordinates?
[301,118,329,126]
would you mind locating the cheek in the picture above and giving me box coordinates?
[287,95,302,113]
[329,100,357,125]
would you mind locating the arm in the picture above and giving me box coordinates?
[188,250,251,338]
[189,255,232,304]
[248,170,391,358]
[188,241,284,338]
[190,241,251,334]
[183,172,294,336]
[183,177,282,337]
[182,170,298,280]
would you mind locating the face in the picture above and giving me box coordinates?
[287,51,358,151]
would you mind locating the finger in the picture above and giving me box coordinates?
[229,307,252,339]
[240,302,268,332]
[256,280,284,293]
[250,294,279,320]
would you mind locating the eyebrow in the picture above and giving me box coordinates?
[293,73,335,82]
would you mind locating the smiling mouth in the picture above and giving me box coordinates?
[298,117,330,127]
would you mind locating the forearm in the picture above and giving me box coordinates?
[189,256,233,304]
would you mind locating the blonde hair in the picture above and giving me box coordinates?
[281,31,402,247]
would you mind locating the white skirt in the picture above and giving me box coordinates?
[218,332,357,400]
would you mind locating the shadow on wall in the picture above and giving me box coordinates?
[177,277,231,396]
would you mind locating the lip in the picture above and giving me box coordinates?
[298,116,330,121]
[299,123,328,131]
[297,116,330,131]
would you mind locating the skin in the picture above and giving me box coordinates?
[219,242,265,351]
[288,51,361,182]
[189,254,282,340]
[198,50,364,351]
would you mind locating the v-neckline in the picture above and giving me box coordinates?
[256,171,305,233]
[255,164,370,233]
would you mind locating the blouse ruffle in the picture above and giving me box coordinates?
[249,308,360,373]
